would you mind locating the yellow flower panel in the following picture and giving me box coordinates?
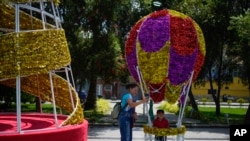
[165,83,183,104]
[137,41,170,84]
[0,29,71,79]
[143,125,186,136]
[193,22,206,56]
[0,4,54,30]
[168,9,188,19]
[0,73,84,125]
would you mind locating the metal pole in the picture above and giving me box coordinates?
[49,72,59,128]
[15,3,22,133]
[39,0,46,29]
[69,65,76,89]
[176,71,194,141]
[136,66,152,141]
[65,67,75,109]
[177,71,194,127]
[16,74,21,133]
[51,1,59,28]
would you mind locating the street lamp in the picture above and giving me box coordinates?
[152,0,165,11]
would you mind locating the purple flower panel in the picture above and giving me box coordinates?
[168,47,198,85]
[138,15,170,52]
[179,85,188,105]
[126,44,139,82]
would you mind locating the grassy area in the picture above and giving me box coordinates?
[188,106,247,124]
[84,110,105,122]
[2,103,69,114]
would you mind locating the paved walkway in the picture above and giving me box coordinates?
[88,126,229,141]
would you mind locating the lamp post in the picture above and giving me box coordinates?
[152,0,165,11]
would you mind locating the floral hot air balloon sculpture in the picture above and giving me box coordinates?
[126,9,206,139]
[125,9,206,104]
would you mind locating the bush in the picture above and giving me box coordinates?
[227,99,232,107]
[95,98,110,114]
[201,98,208,105]
[236,98,246,107]
[158,101,179,114]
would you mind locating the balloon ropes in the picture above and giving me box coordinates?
[125,9,206,140]
[0,0,83,134]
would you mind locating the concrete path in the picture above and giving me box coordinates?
[88,126,229,141]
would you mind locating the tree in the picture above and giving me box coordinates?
[228,10,250,123]
[0,84,15,110]
[228,10,250,85]
[176,0,249,116]
[114,0,151,54]
[60,0,138,110]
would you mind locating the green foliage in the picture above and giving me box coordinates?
[84,98,110,122]
[219,98,223,103]
[201,98,208,105]
[227,99,232,107]
[60,0,130,110]
[21,93,36,104]
[84,110,104,122]
[158,101,179,114]
[184,106,201,119]
[237,98,246,103]
[0,84,15,108]
[1,103,68,114]
[58,0,250,116]
[0,84,37,109]
[237,98,247,107]
[95,98,110,114]
[229,11,250,39]
[228,10,250,85]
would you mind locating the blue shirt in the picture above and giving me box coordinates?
[121,93,132,111]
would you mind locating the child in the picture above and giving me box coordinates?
[153,109,169,141]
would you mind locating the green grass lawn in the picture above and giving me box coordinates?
[191,106,247,124]
[2,103,69,114]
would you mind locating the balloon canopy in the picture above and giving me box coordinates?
[125,9,206,103]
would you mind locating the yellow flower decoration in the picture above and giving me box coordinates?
[137,41,170,84]
[143,125,186,136]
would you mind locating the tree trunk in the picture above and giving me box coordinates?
[188,87,200,119]
[84,62,97,110]
[244,103,250,124]
[35,97,42,113]
[188,90,198,111]
[215,44,224,116]
[245,84,250,124]
[208,64,221,116]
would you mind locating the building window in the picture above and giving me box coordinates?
[96,84,103,96]
[104,84,112,91]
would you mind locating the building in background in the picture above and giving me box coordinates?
[192,77,249,101]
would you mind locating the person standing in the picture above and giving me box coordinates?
[118,83,149,141]
[153,109,169,141]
